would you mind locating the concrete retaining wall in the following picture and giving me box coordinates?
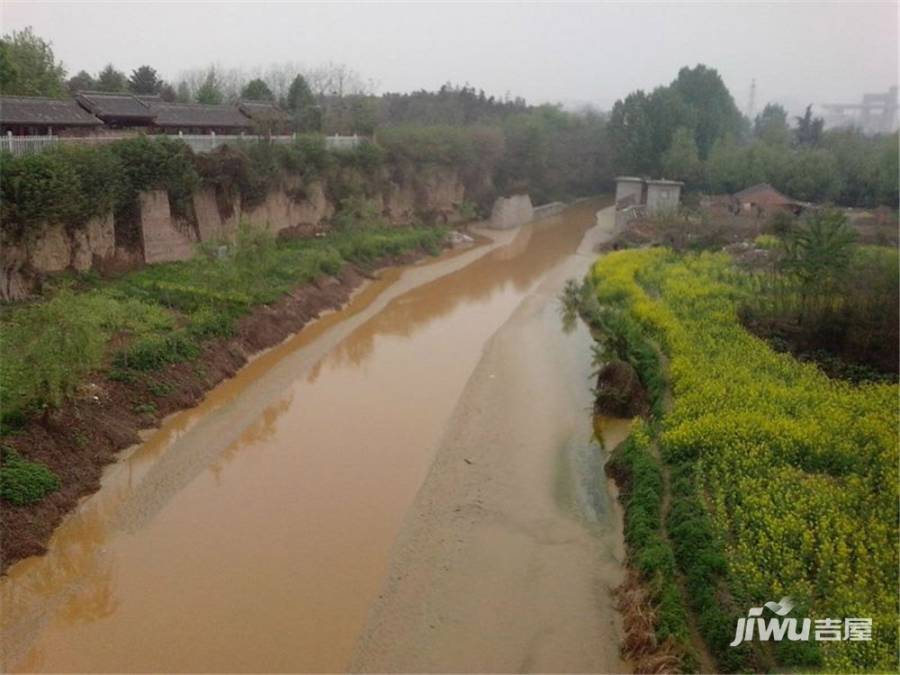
[488,194,534,230]
[532,201,566,220]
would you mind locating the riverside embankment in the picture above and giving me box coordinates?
[1,200,623,673]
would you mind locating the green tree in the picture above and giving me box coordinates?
[794,105,824,146]
[875,132,899,206]
[196,69,223,104]
[350,96,378,135]
[781,209,856,312]
[96,64,128,92]
[159,82,177,102]
[645,86,695,171]
[754,103,791,145]
[782,148,839,202]
[607,90,656,175]
[670,64,744,158]
[661,127,702,185]
[175,81,191,103]
[286,74,315,110]
[240,78,274,101]
[66,69,95,94]
[0,40,18,94]
[128,65,162,95]
[0,27,66,96]
[286,74,320,131]
[705,135,749,193]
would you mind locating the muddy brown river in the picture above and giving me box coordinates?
[1,200,627,673]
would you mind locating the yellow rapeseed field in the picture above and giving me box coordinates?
[592,248,898,671]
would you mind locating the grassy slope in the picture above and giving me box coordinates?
[1,224,445,428]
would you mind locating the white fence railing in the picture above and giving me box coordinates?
[0,133,364,157]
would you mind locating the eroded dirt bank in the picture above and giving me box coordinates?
[1,202,611,673]
[351,206,626,673]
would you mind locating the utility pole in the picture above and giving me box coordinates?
[746,78,757,120]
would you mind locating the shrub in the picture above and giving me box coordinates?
[0,150,82,239]
[0,289,106,416]
[110,136,199,220]
[0,447,60,505]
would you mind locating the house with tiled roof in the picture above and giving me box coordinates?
[0,95,104,136]
[733,183,810,215]
[137,98,255,134]
[75,91,156,128]
[0,93,297,137]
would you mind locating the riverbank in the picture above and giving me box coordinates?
[0,229,453,573]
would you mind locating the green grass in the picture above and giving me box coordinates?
[0,447,60,505]
[0,222,446,426]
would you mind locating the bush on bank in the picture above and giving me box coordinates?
[591,248,898,672]
[0,447,60,506]
[0,135,394,243]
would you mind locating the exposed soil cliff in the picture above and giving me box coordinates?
[1,165,470,300]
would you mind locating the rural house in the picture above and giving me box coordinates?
[0,95,103,136]
[75,91,156,128]
[733,183,809,216]
[136,98,254,134]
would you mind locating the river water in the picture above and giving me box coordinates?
[1,200,624,673]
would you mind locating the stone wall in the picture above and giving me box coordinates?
[532,201,566,221]
[488,194,534,230]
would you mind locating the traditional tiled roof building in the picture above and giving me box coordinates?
[0,95,104,136]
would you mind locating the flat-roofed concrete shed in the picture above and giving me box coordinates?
[615,176,684,213]
[645,179,684,213]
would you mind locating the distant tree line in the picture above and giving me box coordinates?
[1,27,896,207]
[608,65,898,206]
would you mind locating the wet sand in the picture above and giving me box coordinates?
[351,206,628,673]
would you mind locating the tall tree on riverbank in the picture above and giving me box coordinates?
[608,64,744,175]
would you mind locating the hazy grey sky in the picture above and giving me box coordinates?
[3,1,898,114]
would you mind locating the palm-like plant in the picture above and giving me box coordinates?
[780,210,856,318]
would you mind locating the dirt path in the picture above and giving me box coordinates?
[351,207,629,673]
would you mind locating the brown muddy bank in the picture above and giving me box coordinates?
[0,250,427,574]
